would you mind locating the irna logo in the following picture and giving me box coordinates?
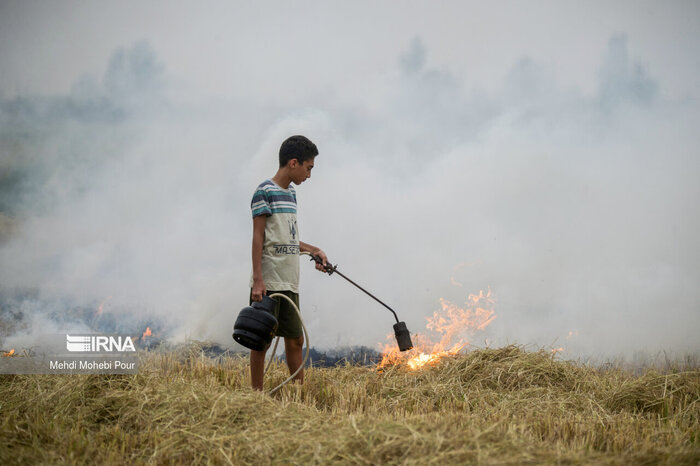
[66,335,136,352]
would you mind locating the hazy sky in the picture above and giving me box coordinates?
[2,1,699,101]
[1,1,698,358]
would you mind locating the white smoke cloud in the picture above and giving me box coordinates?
[1,28,698,361]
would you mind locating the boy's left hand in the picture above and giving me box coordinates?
[313,249,329,272]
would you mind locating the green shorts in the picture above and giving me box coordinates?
[249,290,303,339]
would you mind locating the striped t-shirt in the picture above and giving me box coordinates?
[249,180,300,292]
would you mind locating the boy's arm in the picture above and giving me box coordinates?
[251,215,267,301]
[299,241,329,272]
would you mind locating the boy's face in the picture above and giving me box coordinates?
[290,157,315,185]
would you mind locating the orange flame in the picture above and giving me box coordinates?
[96,296,112,316]
[142,327,152,341]
[378,288,496,370]
[2,349,15,357]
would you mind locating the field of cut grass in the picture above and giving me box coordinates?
[1,345,698,464]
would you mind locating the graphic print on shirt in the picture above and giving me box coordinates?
[288,218,297,240]
[273,218,299,255]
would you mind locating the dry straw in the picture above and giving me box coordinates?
[1,344,698,464]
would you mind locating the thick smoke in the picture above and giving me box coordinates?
[1,34,698,360]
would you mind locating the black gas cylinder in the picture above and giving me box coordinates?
[232,296,278,351]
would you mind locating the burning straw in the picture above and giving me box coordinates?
[378,288,496,370]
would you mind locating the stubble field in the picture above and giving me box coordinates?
[1,345,698,465]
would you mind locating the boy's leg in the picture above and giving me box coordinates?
[248,288,272,390]
[283,335,304,383]
[250,348,268,390]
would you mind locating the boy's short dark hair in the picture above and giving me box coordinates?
[279,135,318,167]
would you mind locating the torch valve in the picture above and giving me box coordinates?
[310,254,337,275]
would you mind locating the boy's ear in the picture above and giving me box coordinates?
[288,158,300,168]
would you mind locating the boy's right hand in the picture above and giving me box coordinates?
[251,278,266,302]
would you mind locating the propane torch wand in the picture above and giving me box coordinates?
[310,255,413,351]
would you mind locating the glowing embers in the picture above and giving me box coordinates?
[378,288,496,370]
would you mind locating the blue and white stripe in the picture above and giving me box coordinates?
[251,180,297,217]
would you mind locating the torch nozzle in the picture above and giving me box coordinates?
[393,321,413,352]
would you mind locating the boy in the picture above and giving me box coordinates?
[249,135,328,391]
